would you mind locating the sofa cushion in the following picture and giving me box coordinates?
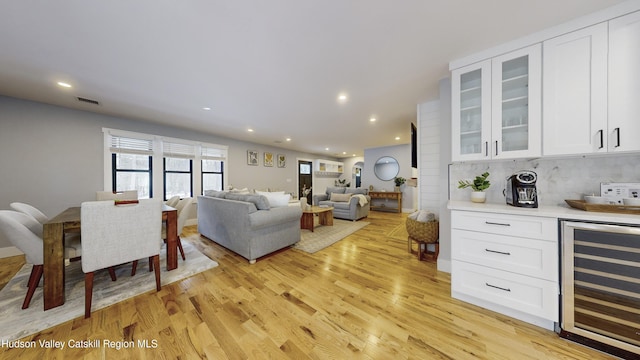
[346,188,368,195]
[225,193,270,210]
[330,193,352,202]
[204,190,228,198]
[325,187,346,196]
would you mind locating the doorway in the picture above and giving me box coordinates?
[353,161,364,188]
[298,160,313,204]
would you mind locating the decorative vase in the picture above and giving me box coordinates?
[470,191,486,203]
[394,186,400,192]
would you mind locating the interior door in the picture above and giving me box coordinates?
[298,160,312,204]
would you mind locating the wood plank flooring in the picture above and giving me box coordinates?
[0,211,617,359]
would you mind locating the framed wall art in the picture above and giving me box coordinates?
[277,154,286,168]
[247,150,258,166]
[264,152,274,167]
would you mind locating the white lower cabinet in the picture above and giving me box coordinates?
[451,210,559,330]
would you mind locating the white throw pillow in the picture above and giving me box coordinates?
[262,192,291,207]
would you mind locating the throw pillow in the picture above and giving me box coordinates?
[225,193,271,210]
[262,192,291,207]
[330,193,352,202]
[325,187,346,196]
[346,188,368,195]
[204,190,227,198]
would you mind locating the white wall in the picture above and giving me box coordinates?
[364,144,415,211]
[0,95,331,250]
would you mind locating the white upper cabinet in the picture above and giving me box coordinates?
[451,61,492,161]
[543,23,608,156]
[452,44,541,161]
[609,10,640,153]
[491,45,542,160]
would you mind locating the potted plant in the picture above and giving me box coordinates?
[394,177,406,192]
[457,172,490,203]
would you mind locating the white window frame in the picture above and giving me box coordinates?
[102,128,228,198]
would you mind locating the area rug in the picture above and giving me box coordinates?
[293,219,369,253]
[0,240,217,342]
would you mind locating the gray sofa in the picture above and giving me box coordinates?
[312,187,370,221]
[197,193,302,264]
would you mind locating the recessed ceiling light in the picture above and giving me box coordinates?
[352,154,356,157]
[370,117,376,122]
[337,94,347,102]
[342,152,347,155]
[395,136,400,140]
[248,128,254,132]
[202,107,211,111]
[325,147,330,151]
[286,138,291,142]
[57,81,72,88]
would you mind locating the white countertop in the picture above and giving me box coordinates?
[448,200,640,225]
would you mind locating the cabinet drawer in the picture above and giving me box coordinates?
[452,229,558,280]
[451,210,556,240]
[452,261,559,321]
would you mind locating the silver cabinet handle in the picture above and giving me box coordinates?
[485,221,511,226]
[485,249,511,255]
[486,283,511,292]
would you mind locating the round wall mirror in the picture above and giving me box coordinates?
[374,156,399,181]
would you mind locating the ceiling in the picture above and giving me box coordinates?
[0,1,624,158]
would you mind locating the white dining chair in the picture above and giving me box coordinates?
[0,210,82,309]
[165,195,180,207]
[9,202,49,224]
[80,199,162,318]
[95,190,139,201]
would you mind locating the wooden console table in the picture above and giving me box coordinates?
[369,191,402,213]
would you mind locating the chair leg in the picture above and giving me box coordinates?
[85,272,94,318]
[22,264,43,309]
[131,260,138,276]
[152,255,161,291]
[177,237,186,261]
[108,267,117,281]
[149,257,153,272]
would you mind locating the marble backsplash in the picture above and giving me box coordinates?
[450,154,640,206]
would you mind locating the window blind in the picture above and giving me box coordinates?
[110,135,154,155]
[201,145,227,160]
[163,141,196,159]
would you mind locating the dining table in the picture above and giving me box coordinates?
[42,204,178,311]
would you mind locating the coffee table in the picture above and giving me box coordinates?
[300,206,334,232]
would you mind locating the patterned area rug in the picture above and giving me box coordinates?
[0,240,217,342]
[293,219,369,253]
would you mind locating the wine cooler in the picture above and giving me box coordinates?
[561,221,640,359]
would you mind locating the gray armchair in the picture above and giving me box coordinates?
[313,187,370,221]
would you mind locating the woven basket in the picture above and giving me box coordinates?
[406,217,439,243]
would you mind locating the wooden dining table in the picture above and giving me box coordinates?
[42,204,178,311]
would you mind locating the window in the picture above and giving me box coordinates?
[110,135,153,198]
[163,141,195,199]
[164,157,192,199]
[202,159,223,192]
[201,145,225,193]
[103,128,228,200]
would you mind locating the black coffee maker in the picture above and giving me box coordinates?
[506,170,538,208]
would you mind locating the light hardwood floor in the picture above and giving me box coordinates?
[0,211,617,359]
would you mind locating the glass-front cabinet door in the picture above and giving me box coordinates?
[451,60,491,161]
[491,44,542,159]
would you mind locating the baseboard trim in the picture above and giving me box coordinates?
[0,246,24,259]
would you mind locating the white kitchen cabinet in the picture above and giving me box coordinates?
[609,10,640,153]
[452,44,541,161]
[451,210,558,330]
[542,23,608,156]
[451,61,491,161]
